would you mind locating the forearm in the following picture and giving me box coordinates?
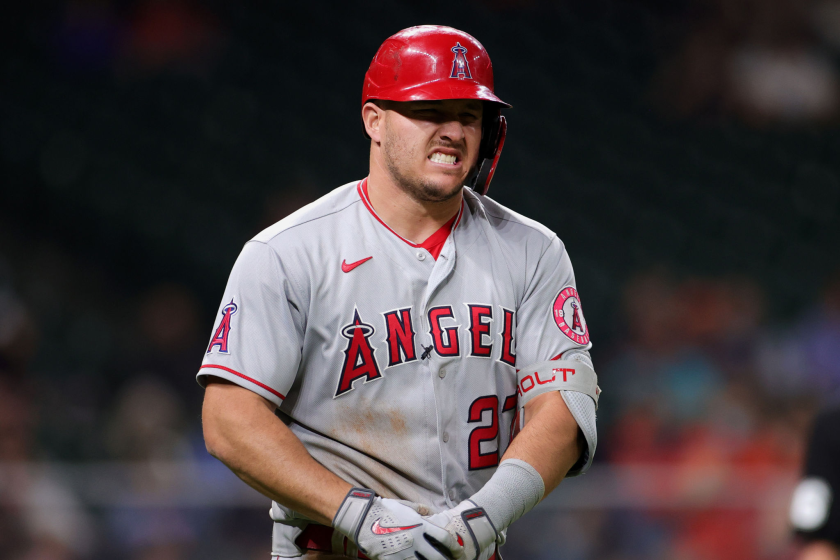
[502,390,583,495]
[467,391,583,536]
[202,378,351,525]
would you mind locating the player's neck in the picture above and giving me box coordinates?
[366,166,462,245]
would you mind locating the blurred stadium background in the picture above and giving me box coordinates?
[2,0,840,559]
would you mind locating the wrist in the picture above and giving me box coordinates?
[332,487,376,539]
[468,458,545,532]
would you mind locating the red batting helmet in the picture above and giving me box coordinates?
[362,25,509,195]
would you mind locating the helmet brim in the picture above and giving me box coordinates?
[363,79,511,108]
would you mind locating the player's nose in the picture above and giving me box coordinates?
[437,119,466,144]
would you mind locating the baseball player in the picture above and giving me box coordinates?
[199,25,600,560]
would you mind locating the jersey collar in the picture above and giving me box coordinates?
[357,178,464,259]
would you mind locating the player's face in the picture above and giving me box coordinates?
[380,99,483,203]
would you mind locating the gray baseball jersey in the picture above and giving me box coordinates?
[198,179,593,554]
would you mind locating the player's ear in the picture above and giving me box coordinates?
[362,101,385,143]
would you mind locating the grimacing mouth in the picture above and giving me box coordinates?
[427,146,463,165]
[429,152,458,165]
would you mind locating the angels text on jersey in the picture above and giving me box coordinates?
[208,300,518,399]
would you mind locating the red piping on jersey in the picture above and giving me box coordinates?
[357,178,463,259]
[200,364,286,400]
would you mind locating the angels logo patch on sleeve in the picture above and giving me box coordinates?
[552,287,589,345]
[207,299,238,354]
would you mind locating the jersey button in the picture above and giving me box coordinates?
[442,432,449,443]
[438,368,446,379]
[448,489,457,501]
[416,251,426,261]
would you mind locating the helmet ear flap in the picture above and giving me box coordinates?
[469,109,506,196]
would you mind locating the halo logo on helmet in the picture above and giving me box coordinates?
[362,26,510,196]
[450,43,472,80]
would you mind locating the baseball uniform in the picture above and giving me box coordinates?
[198,178,594,557]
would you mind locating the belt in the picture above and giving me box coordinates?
[295,524,497,559]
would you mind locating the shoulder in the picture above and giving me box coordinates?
[251,180,363,245]
[464,188,563,255]
[465,189,558,242]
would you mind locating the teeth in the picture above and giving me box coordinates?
[430,152,457,165]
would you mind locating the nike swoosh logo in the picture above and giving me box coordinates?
[370,519,421,535]
[341,256,372,273]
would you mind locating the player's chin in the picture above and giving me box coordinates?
[423,175,467,200]
[424,165,469,188]
[409,180,462,203]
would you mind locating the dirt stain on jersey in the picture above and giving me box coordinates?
[330,398,413,464]
[313,450,431,508]
[388,410,408,436]
[304,399,438,509]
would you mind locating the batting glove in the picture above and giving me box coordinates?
[424,500,498,560]
[332,488,464,560]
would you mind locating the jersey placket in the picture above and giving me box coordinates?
[357,181,465,505]
[423,232,464,506]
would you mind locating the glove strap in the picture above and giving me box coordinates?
[332,488,376,545]
[461,507,498,556]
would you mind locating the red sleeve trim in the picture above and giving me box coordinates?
[200,364,286,400]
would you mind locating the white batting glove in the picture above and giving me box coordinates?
[424,500,498,560]
[332,488,464,560]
